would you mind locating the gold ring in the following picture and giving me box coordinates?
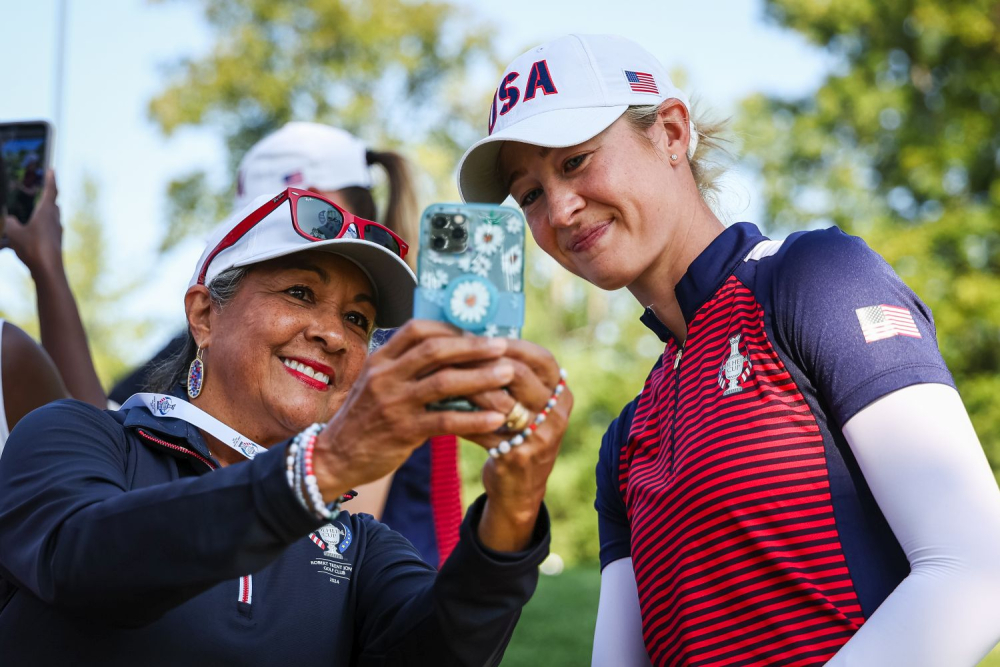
[502,401,532,433]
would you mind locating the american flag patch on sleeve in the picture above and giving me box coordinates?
[855,305,922,343]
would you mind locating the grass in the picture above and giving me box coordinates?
[500,566,1000,666]
[501,565,601,666]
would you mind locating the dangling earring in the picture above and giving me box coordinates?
[187,347,205,399]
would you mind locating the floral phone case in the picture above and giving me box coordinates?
[413,203,525,339]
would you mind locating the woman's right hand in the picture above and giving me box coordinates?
[311,320,514,501]
[2,170,63,278]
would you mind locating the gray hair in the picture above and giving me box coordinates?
[622,104,730,213]
[147,267,249,393]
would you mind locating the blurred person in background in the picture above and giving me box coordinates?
[0,187,571,665]
[110,122,461,568]
[0,155,105,453]
[459,33,1000,667]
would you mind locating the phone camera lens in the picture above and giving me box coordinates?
[432,236,447,250]
[432,215,448,229]
[451,227,467,240]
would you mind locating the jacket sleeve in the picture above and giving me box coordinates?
[0,400,322,626]
[352,494,550,666]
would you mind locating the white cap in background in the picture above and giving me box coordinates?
[235,122,372,211]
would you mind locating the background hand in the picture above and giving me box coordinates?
[2,170,63,278]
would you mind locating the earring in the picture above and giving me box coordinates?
[187,347,205,399]
[670,154,678,161]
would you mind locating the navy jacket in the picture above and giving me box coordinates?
[0,399,549,665]
[110,331,451,569]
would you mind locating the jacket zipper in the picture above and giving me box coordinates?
[136,430,216,471]
[136,430,253,615]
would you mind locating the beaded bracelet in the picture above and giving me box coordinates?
[489,368,567,458]
[286,429,310,512]
[285,422,346,521]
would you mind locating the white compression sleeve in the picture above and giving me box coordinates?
[593,558,653,667]
[828,383,1000,666]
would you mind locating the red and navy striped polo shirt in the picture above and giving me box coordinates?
[596,223,954,666]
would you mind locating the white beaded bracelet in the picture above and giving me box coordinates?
[489,368,567,458]
[286,423,345,520]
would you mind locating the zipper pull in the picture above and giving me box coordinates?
[673,348,683,370]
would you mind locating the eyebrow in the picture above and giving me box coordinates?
[501,146,553,194]
[274,259,330,283]
[352,293,376,308]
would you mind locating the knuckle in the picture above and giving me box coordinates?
[425,370,450,396]
[421,337,447,361]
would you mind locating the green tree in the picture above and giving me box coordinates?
[148,0,501,250]
[737,0,1000,474]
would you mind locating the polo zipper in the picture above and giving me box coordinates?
[667,344,685,474]
[237,574,254,618]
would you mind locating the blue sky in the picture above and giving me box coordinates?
[0,0,833,358]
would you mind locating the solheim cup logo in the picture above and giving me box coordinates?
[150,396,176,416]
[718,333,753,396]
[232,437,260,459]
[315,523,353,559]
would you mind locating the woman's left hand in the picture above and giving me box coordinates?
[464,340,574,552]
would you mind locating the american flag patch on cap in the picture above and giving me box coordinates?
[624,70,659,94]
[856,305,921,343]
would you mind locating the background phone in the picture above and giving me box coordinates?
[0,120,53,224]
[414,203,526,411]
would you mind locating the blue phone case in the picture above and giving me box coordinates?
[413,203,526,339]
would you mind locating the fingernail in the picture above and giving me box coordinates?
[487,337,508,354]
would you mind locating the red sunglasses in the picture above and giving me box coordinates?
[197,187,409,285]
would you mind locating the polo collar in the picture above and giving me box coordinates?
[640,222,768,343]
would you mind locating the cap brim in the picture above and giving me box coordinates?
[457,105,628,204]
[233,238,417,328]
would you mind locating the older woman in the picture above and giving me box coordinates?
[458,33,1000,667]
[0,187,572,665]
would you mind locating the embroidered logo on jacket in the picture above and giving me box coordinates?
[308,523,354,585]
[718,333,753,396]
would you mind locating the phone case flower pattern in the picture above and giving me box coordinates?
[417,205,525,339]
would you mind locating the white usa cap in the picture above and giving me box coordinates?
[235,122,373,211]
[189,191,416,328]
[458,34,696,204]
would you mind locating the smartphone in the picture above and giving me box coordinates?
[0,120,53,224]
[414,203,526,410]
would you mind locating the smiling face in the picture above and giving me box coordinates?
[499,106,697,296]
[188,250,376,445]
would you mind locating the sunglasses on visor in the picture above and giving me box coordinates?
[196,187,409,285]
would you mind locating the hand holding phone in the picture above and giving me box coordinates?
[414,203,527,410]
[1,170,63,276]
[414,203,525,337]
